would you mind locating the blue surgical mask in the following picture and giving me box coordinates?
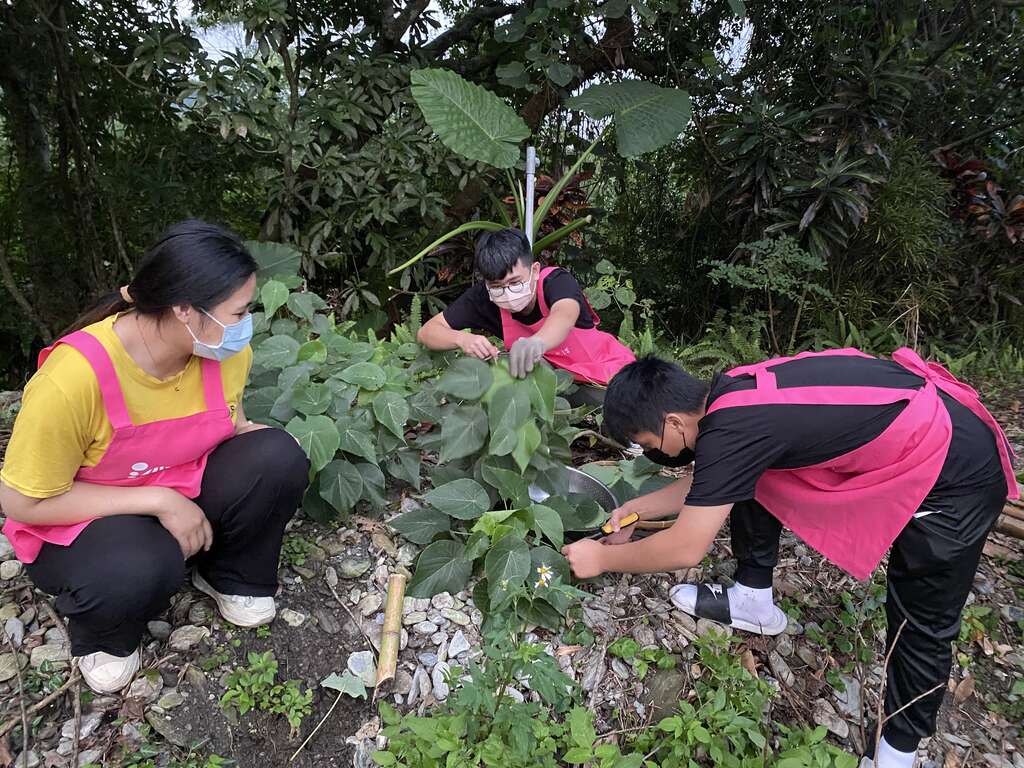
[188,310,253,361]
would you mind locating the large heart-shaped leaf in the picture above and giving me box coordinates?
[526,364,557,423]
[319,460,364,514]
[337,417,377,465]
[484,533,531,598]
[440,404,488,461]
[245,240,301,278]
[424,478,490,520]
[287,415,340,473]
[260,280,289,317]
[386,449,421,490]
[256,335,300,370]
[373,391,410,439]
[481,458,528,502]
[321,671,366,699]
[297,339,327,364]
[407,540,473,598]
[531,504,564,548]
[244,386,280,421]
[436,357,494,401]
[568,80,692,158]
[302,478,336,523]
[410,68,531,168]
[287,292,322,323]
[291,382,332,416]
[512,419,542,473]
[489,382,531,434]
[339,361,387,391]
[356,463,387,509]
[389,507,450,545]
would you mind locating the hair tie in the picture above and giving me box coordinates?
[120,285,134,304]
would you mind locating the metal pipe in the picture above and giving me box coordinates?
[524,145,537,246]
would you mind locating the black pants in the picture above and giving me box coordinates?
[26,428,308,657]
[730,480,1007,751]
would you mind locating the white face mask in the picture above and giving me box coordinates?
[488,270,536,312]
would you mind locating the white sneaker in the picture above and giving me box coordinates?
[192,571,276,627]
[77,649,140,693]
[669,583,789,636]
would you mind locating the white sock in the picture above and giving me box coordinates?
[874,736,916,768]
[726,582,776,624]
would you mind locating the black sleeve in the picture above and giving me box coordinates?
[685,409,790,506]
[442,284,503,337]
[542,269,594,329]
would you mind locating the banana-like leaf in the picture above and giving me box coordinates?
[410,68,531,168]
[388,220,506,275]
[532,135,601,240]
[568,80,692,158]
[532,215,593,254]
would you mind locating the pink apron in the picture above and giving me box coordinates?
[707,347,1019,580]
[500,266,636,385]
[3,330,236,563]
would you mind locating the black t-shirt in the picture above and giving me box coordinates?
[442,268,595,338]
[684,354,1004,507]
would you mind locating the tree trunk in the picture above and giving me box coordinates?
[0,0,91,338]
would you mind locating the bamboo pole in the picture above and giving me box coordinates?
[995,514,1024,540]
[375,574,407,689]
[1001,503,1024,523]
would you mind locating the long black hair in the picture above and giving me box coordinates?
[68,220,258,333]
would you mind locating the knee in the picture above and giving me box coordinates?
[84,541,184,621]
[242,428,310,497]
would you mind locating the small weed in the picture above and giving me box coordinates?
[280,534,313,568]
[607,637,676,680]
[220,651,312,737]
[199,646,233,672]
[255,625,272,639]
[24,660,66,695]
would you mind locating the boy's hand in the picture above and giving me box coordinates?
[561,539,606,578]
[603,500,642,544]
[509,336,547,377]
[458,332,500,360]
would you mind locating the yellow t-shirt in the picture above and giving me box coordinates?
[0,313,252,499]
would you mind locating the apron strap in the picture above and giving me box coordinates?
[200,357,228,412]
[52,331,133,429]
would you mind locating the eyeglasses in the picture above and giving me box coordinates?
[486,280,531,298]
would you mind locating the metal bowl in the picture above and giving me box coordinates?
[528,465,619,511]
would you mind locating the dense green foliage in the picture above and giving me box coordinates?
[1,1,1022,385]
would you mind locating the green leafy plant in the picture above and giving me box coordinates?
[607,636,677,680]
[220,651,313,738]
[280,534,312,568]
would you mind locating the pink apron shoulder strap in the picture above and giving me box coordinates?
[41,331,133,429]
[535,266,558,315]
[200,357,228,412]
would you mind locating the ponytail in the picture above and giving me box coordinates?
[63,290,133,335]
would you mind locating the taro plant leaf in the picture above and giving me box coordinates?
[321,671,367,699]
[440,404,488,461]
[260,280,289,317]
[435,357,493,400]
[489,382,531,433]
[291,382,332,416]
[245,240,301,278]
[372,391,410,439]
[531,504,564,548]
[319,460,363,514]
[424,478,490,520]
[512,419,542,473]
[471,508,518,539]
[568,80,693,158]
[386,449,421,490]
[287,292,318,323]
[463,530,491,561]
[407,539,473,598]
[339,361,387,391]
[297,339,327,364]
[356,463,387,509]
[287,415,340,473]
[410,68,531,169]
[389,507,451,545]
[484,533,531,599]
[526,363,557,423]
[256,335,300,369]
[245,386,280,421]
[489,424,518,456]
[301,477,336,524]
[480,458,529,502]
[337,418,378,465]
[580,462,623,489]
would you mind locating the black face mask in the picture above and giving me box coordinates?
[643,447,695,468]
[642,417,695,467]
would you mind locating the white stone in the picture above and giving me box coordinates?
[448,630,471,658]
[412,620,438,635]
[30,643,69,668]
[430,592,454,610]
[127,673,164,702]
[0,533,15,561]
[441,608,471,626]
[0,651,27,682]
[280,608,306,627]
[0,560,23,580]
[359,594,383,617]
[4,617,25,647]
[431,661,451,701]
[61,711,103,740]
[168,625,210,651]
[834,674,862,719]
[769,651,795,688]
[347,650,377,688]
[402,611,427,626]
[812,698,849,738]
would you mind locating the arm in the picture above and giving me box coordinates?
[530,298,579,351]
[618,476,693,522]
[417,312,499,359]
[0,480,212,558]
[562,503,733,577]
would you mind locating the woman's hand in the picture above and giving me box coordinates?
[155,489,213,558]
[235,420,270,436]
[601,497,647,545]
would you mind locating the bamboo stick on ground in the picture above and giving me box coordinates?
[1002,503,1024,523]
[375,573,407,689]
[995,514,1024,540]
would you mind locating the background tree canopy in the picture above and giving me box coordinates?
[1,0,1022,386]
